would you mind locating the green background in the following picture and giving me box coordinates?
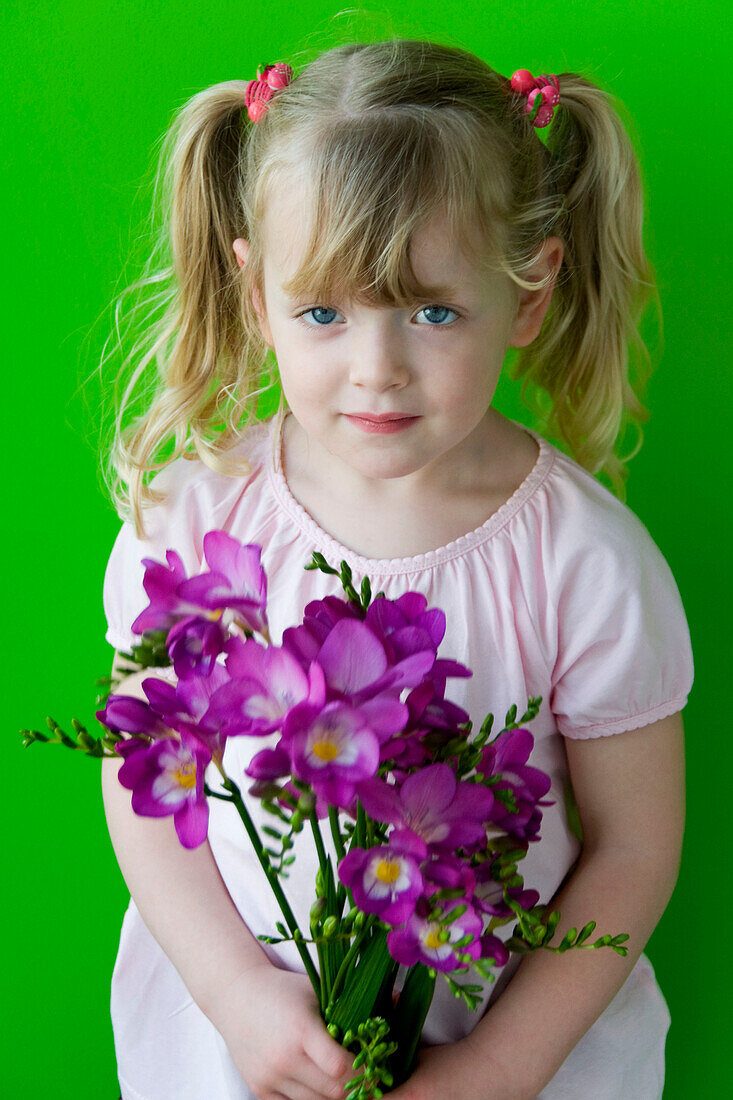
[5,1,729,1096]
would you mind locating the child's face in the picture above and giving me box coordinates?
[235,188,561,495]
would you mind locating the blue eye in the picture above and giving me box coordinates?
[415,306,459,325]
[298,307,343,326]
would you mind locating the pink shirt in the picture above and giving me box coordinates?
[103,412,693,1100]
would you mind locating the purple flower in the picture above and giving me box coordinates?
[472,862,540,918]
[285,699,382,808]
[404,677,471,735]
[116,730,211,848]
[477,728,553,841]
[387,898,484,973]
[178,531,268,636]
[421,854,476,900]
[141,666,231,761]
[364,592,446,661]
[245,746,292,781]
[166,614,227,678]
[131,531,269,644]
[310,618,435,704]
[282,596,362,667]
[357,764,494,858]
[480,932,509,968]
[338,844,424,925]
[96,693,172,738]
[131,550,192,635]
[206,636,311,737]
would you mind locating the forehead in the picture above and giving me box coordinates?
[260,175,493,299]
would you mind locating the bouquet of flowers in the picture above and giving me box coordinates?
[23,531,628,1098]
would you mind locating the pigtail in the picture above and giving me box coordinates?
[511,75,659,498]
[106,82,270,538]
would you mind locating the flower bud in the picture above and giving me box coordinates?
[310,898,327,925]
[322,916,338,938]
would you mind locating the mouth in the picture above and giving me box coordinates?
[345,413,422,435]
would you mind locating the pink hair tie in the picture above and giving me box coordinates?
[510,69,560,128]
[244,62,293,123]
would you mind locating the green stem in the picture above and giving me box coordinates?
[329,805,346,865]
[326,913,377,1016]
[204,784,235,802]
[356,798,367,849]
[310,810,329,870]
[309,811,332,1008]
[218,768,321,1001]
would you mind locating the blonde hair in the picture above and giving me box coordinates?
[104,38,659,538]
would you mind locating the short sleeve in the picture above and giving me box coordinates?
[101,427,268,654]
[549,502,694,739]
[102,466,204,653]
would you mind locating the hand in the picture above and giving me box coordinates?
[209,961,356,1099]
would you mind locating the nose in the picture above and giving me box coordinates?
[347,324,410,392]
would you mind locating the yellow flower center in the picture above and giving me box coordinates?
[424,928,443,950]
[376,859,400,884]
[175,761,197,789]
[312,739,340,761]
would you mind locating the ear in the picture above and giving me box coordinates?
[232,238,274,347]
[508,237,564,348]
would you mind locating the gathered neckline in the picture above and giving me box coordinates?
[265,411,555,576]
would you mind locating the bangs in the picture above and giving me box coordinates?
[269,114,507,307]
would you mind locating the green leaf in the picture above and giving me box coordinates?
[327,931,395,1033]
[388,965,436,1087]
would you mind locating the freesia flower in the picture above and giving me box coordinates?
[96,693,172,739]
[403,677,471,737]
[387,897,484,972]
[116,729,211,848]
[421,854,477,899]
[183,531,269,636]
[131,530,269,644]
[285,699,383,808]
[281,596,362,666]
[131,549,192,635]
[357,763,494,859]
[472,862,540,918]
[317,618,438,707]
[338,844,424,925]
[208,636,310,736]
[480,932,510,967]
[364,592,446,661]
[166,614,227,678]
[477,728,554,841]
[138,666,231,762]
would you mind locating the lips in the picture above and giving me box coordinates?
[345,413,421,435]
[348,413,416,423]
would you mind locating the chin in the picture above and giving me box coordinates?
[349,455,425,481]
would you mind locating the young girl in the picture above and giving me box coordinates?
[100,39,693,1100]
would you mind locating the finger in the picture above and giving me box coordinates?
[281,1073,345,1100]
[291,1056,352,1100]
[302,1027,353,1086]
